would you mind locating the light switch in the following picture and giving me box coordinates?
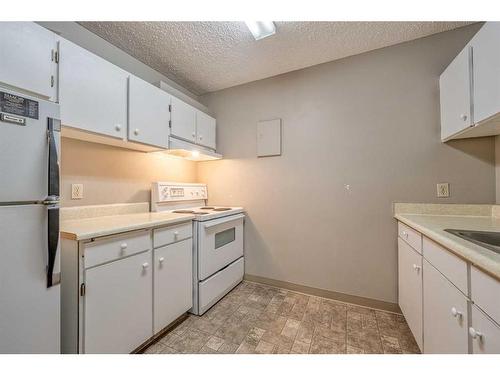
[257,118,282,157]
[71,184,84,199]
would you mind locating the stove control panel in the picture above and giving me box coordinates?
[153,182,208,202]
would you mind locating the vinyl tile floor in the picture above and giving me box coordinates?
[143,281,420,354]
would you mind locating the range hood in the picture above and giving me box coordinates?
[164,137,222,161]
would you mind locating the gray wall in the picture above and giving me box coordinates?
[197,24,495,303]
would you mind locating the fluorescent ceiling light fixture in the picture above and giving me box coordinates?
[245,21,276,40]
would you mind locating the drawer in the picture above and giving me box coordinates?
[423,236,468,295]
[198,257,244,315]
[471,266,500,325]
[398,222,422,254]
[470,304,500,354]
[83,230,151,268]
[153,222,192,248]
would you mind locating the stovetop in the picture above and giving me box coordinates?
[171,206,244,221]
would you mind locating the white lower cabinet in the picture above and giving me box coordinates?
[153,238,193,334]
[84,250,153,354]
[61,221,194,353]
[423,259,469,353]
[398,238,423,350]
[470,305,500,354]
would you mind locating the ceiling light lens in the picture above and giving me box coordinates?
[245,21,276,40]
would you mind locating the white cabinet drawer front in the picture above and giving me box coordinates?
[470,305,500,354]
[83,250,153,353]
[471,266,500,325]
[84,231,151,268]
[153,239,193,334]
[153,222,192,248]
[398,222,422,254]
[423,259,469,353]
[423,237,467,295]
[199,257,244,315]
[398,238,423,350]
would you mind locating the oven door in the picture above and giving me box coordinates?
[198,213,244,280]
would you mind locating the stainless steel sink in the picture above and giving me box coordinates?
[444,229,500,254]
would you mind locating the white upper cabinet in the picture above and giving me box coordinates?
[440,22,500,141]
[128,75,170,149]
[59,37,128,139]
[472,22,500,124]
[196,110,216,149]
[439,47,472,141]
[170,96,197,143]
[0,22,57,100]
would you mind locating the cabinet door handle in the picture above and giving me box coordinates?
[460,114,468,121]
[469,327,483,340]
[115,124,122,131]
[451,307,462,318]
[192,132,196,138]
[120,243,128,250]
[412,264,421,272]
[174,231,179,237]
[199,135,203,140]
[142,262,149,270]
[402,231,408,239]
[159,257,165,264]
[134,128,139,135]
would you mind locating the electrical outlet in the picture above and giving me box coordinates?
[437,183,450,198]
[71,184,83,199]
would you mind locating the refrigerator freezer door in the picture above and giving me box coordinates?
[0,88,59,203]
[0,204,60,353]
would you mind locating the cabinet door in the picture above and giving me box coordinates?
[439,46,473,141]
[84,250,152,354]
[59,38,128,139]
[398,238,423,350]
[472,22,500,124]
[470,305,500,354]
[128,75,170,148]
[0,22,57,100]
[170,96,197,143]
[153,239,192,334]
[196,110,216,149]
[423,259,469,353]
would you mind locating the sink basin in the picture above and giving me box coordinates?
[445,229,500,255]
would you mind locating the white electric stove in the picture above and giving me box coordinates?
[151,182,245,315]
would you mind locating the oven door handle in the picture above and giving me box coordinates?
[202,214,245,229]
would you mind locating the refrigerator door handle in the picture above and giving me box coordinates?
[47,205,59,287]
[47,118,60,198]
[46,118,60,288]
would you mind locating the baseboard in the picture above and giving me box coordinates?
[244,274,401,314]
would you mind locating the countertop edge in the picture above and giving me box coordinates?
[61,215,195,241]
[394,214,500,282]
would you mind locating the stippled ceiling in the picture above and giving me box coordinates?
[80,22,472,95]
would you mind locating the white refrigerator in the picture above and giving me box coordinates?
[0,88,61,353]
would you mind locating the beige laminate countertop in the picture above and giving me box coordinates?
[395,213,500,281]
[61,211,195,241]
